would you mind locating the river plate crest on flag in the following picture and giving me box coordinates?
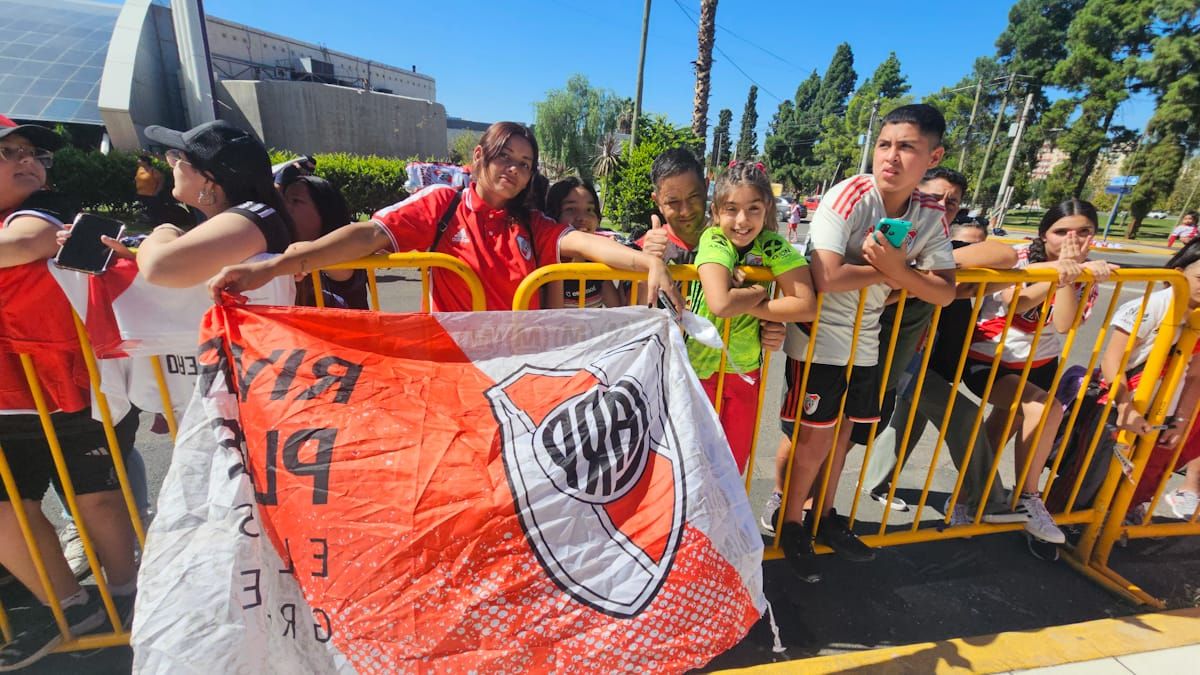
[486,335,685,618]
[132,305,766,674]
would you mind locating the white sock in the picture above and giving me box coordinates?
[108,580,137,596]
[57,587,89,609]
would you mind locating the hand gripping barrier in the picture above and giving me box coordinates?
[512,263,1197,605]
[0,252,483,658]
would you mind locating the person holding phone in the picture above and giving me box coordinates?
[0,115,141,669]
[765,104,956,581]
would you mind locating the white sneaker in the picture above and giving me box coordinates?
[1165,490,1199,520]
[944,497,974,526]
[760,492,783,535]
[1020,494,1066,544]
[981,501,1033,524]
[866,488,909,512]
[58,522,90,579]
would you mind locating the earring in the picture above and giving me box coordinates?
[198,186,216,206]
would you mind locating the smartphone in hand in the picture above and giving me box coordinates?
[877,218,913,248]
[54,213,125,275]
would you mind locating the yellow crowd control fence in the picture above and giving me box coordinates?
[515,263,1198,606]
[0,253,483,656]
[2,256,1194,661]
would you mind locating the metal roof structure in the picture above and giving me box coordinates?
[0,0,120,125]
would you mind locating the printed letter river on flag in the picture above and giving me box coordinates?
[133,304,766,674]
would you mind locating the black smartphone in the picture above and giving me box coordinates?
[54,213,125,275]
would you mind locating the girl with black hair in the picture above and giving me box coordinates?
[280,174,369,309]
[101,121,298,289]
[1096,239,1200,520]
[964,198,1116,544]
[543,177,625,308]
[208,121,680,312]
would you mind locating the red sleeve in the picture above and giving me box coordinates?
[370,185,456,252]
[530,210,571,265]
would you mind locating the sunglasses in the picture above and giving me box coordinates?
[0,144,53,169]
[164,148,192,169]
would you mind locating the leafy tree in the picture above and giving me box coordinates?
[604,116,701,228]
[764,70,821,191]
[1123,3,1200,236]
[533,74,623,182]
[448,132,480,165]
[813,53,912,187]
[812,43,857,120]
[1040,0,1154,204]
[691,0,718,158]
[709,108,733,172]
[735,85,759,160]
[923,57,1006,178]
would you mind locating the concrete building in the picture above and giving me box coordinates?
[1,0,446,158]
[1032,140,1070,180]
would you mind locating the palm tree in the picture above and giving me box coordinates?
[593,134,623,207]
[691,0,718,158]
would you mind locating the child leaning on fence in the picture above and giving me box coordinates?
[686,161,816,474]
[1050,240,1200,521]
[964,199,1116,545]
[769,104,958,581]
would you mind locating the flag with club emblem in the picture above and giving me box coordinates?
[132,303,766,673]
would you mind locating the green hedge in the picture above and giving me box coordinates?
[48,147,144,214]
[45,146,415,221]
[269,150,415,217]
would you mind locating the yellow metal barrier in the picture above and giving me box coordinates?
[1069,307,1200,607]
[309,251,487,312]
[0,252,486,660]
[511,263,1197,585]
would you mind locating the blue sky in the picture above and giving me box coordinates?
[199,0,1155,147]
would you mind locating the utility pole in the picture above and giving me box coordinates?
[858,96,882,175]
[957,79,983,173]
[629,0,652,149]
[992,92,1035,229]
[971,72,1016,206]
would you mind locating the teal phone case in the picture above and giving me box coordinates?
[878,218,912,248]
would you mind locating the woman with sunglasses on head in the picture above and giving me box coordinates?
[208,121,681,312]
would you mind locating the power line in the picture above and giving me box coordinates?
[671,0,805,71]
[670,0,782,102]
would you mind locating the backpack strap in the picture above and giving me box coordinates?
[428,187,465,253]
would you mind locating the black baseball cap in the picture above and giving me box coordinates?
[145,120,270,185]
[0,114,64,151]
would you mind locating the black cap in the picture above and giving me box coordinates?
[0,114,64,151]
[145,120,270,185]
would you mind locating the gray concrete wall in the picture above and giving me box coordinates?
[98,0,185,151]
[216,80,447,158]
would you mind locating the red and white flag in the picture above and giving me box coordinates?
[47,257,293,418]
[132,304,766,673]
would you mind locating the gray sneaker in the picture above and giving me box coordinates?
[1020,494,1065,544]
[760,492,783,535]
[944,497,974,527]
[1165,490,1199,520]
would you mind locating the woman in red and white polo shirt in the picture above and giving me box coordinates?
[208,122,680,312]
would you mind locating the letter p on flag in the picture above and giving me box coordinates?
[133,305,766,674]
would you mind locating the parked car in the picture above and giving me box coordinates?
[1147,210,1170,219]
[776,198,791,224]
[803,195,820,213]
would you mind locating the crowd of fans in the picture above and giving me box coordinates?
[1,104,1198,669]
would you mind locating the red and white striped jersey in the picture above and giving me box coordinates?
[785,174,955,367]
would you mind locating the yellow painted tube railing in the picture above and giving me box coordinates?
[310,251,487,312]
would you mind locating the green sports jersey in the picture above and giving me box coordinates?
[686,227,807,378]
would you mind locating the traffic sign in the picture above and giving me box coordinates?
[1105,185,1134,195]
[1108,175,1140,188]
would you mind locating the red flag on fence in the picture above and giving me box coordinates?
[133,304,766,673]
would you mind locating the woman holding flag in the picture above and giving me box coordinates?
[207,121,681,311]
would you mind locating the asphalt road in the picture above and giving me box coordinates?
[16,234,1197,672]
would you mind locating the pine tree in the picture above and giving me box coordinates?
[1123,5,1200,236]
[709,108,733,171]
[735,85,758,161]
[813,43,857,119]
